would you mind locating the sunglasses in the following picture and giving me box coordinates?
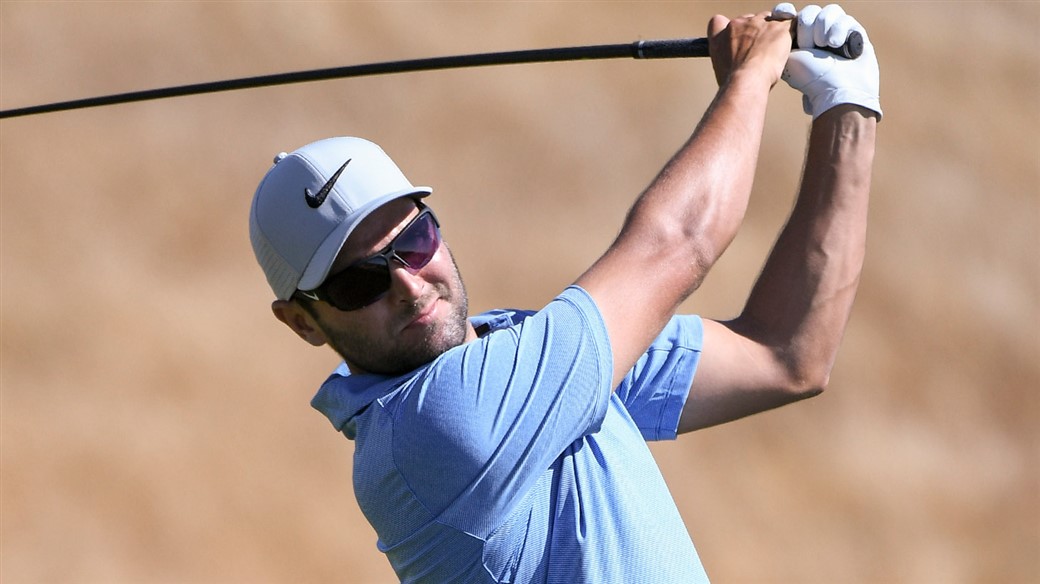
[297,203,442,311]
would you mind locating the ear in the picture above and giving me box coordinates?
[271,300,328,347]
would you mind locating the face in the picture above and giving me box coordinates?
[278,198,475,375]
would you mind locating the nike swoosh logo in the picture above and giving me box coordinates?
[304,158,351,209]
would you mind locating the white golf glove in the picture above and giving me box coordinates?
[772,3,882,120]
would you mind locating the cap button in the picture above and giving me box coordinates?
[272,152,288,164]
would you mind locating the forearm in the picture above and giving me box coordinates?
[575,11,792,388]
[580,70,775,387]
[733,105,877,390]
[619,68,773,290]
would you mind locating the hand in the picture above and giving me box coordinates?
[707,11,794,87]
[772,3,882,120]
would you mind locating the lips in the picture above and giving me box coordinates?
[403,298,439,331]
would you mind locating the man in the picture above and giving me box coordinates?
[249,3,879,582]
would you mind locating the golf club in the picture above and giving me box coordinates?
[0,33,861,120]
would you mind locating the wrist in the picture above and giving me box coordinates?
[809,105,878,171]
[725,63,780,90]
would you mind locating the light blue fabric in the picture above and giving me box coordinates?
[312,286,709,583]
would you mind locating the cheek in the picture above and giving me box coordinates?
[315,305,380,339]
[428,247,459,283]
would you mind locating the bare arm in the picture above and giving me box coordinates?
[575,12,792,388]
[678,105,877,433]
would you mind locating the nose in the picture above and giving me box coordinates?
[387,262,426,304]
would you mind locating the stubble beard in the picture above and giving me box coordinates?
[322,259,471,376]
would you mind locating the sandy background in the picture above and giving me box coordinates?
[2,1,1037,583]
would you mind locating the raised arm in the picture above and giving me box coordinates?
[678,4,882,432]
[575,11,793,387]
[680,105,876,432]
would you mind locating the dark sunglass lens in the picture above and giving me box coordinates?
[325,259,390,311]
[394,214,440,269]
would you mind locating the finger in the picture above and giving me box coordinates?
[796,4,823,49]
[813,4,847,49]
[824,13,857,49]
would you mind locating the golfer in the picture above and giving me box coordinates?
[249,3,879,582]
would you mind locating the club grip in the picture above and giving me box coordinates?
[632,31,863,61]
[632,38,711,59]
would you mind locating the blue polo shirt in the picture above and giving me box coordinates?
[312,286,709,583]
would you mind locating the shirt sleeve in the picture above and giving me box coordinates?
[387,286,614,531]
[614,314,703,441]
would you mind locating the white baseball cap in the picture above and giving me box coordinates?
[249,137,432,300]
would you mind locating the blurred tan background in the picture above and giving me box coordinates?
[2,1,1037,583]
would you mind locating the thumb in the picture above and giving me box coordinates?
[707,14,733,86]
[707,14,731,39]
[770,3,797,21]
